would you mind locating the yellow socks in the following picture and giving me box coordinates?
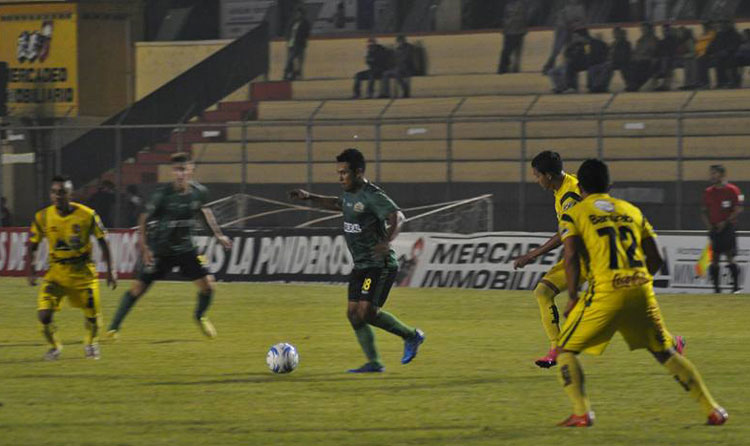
[663,354,719,416]
[84,316,101,345]
[534,283,560,349]
[42,323,61,350]
[558,352,591,415]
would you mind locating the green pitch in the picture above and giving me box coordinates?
[0,278,747,446]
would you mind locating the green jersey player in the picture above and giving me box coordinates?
[106,152,232,339]
[290,148,424,372]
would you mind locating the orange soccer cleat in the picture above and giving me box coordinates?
[557,412,595,427]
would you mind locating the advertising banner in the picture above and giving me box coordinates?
[0,3,78,116]
[391,232,750,294]
[2,227,746,294]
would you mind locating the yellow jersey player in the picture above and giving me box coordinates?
[513,151,585,368]
[554,159,727,427]
[25,175,117,360]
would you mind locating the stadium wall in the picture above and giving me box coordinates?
[1,227,746,294]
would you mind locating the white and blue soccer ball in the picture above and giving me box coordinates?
[266,342,299,374]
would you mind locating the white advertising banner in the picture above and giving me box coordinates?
[392,232,750,294]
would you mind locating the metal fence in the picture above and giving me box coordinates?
[2,93,750,231]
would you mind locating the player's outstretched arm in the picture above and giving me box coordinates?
[97,238,118,290]
[562,236,581,317]
[26,242,39,286]
[641,237,664,275]
[288,189,341,211]
[514,233,562,269]
[200,207,233,250]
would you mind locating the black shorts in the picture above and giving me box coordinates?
[348,267,398,307]
[137,250,209,285]
[710,224,737,256]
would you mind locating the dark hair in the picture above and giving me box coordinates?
[51,174,71,184]
[336,148,366,173]
[577,159,610,194]
[574,28,590,38]
[531,151,563,176]
[171,152,191,163]
[710,164,726,175]
[126,184,139,195]
[102,180,115,189]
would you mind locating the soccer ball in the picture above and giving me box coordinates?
[266,342,299,374]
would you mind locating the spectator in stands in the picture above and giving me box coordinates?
[333,1,346,29]
[1,197,11,227]
[88,180,116,227]
[283,6,311,81]
[736,30,750,87]
[694,21,717,89]
[542,0,586,75]
[586,32,611,93]
[610,26,631,88]
[381,35,415,98]
[549,28,588,93]
[626,22,658,91]
[498,0,527,74]
[353,37,390,99]
[709,19,742,89]
[676,26,698,90]
[654,23,679,91]
[123,185,143,228]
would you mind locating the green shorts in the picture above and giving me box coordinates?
[348,267,398,307]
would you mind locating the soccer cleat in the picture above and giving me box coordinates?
[401,329,425,364]
[197,317,217,339]
[707,407,729,425]
[535,348,559,368]
[103,329,119,342]
[84,343,101,360]
[557,411,595,427]
[347,362,385,373]
[674,335,686,355]
[43,348,62,361]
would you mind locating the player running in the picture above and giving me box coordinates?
[106,153,232,339]
[513,151,586,368]
[26,175,117,360]
[289,148,424,373]
[554,159,727,427]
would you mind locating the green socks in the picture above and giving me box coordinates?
[108,291,138,331]
[370,310,416,339]
[353,324,382,365]
[195,289,214,320]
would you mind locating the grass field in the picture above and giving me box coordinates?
[0,277,747,446]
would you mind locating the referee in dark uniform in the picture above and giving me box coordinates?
[701,165,744,293]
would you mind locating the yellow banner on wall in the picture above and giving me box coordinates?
[0,3,78,117]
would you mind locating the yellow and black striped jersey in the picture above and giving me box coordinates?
[559,193,657,294]
[554,173,582,221]
[29,203,107,265]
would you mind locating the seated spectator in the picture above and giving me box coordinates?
[543,0,586,75]
[694,21,717,89]
[675,27,698,90]
[498,0,527,74]
[610,26,631,88]
[626,22,658,92]
[549,28,588,93]
[654,23,679,91]
[586,32,611,93]
[709,19,742,88]
[353,37,390,99]
[381,35,415,98]
[737,30,750,87]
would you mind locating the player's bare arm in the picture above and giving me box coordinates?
[514,233,562,269]
[288,189,342,211]
[200,207,233,250]
[562,235,581,317]
[137,212,154,266]
[641,237,664,276]
[97,237,118,290]
[26,241,39,286]
[700,204,712,230]
[375,210,405,256]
